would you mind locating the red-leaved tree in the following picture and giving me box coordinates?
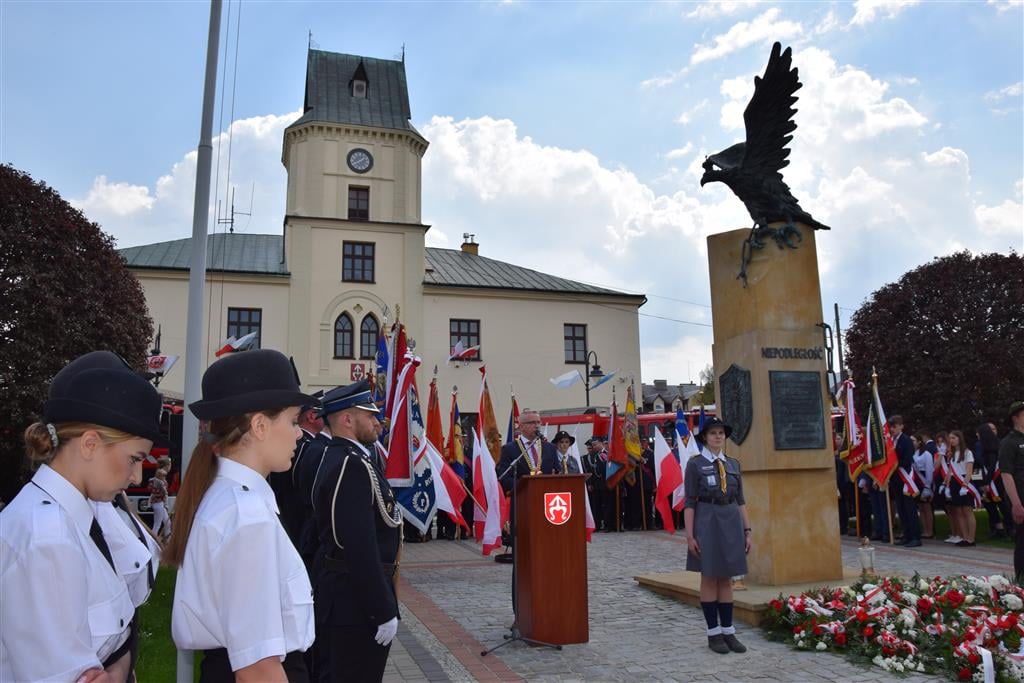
[0,165,153,502]
[844,251,1023,435]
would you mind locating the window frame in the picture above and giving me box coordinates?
[563,323,588,364]
[334,312,355,359]
[359,314,379,360]
[342,240,375,284]
[347,185,370,221]
[226,307,263,350]
[449,318,482,361]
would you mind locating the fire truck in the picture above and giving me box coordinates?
[125,402,184,524]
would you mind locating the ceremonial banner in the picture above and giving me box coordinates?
[392,369,439,532]
[477,366,502,464]
[446,391,466,478]
[865,374,898,487]
[473,369,504,555]
[653,427,683,533]
[384,352,418,485]
[837,379,867,480]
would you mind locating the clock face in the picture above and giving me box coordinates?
[347,148,373,174]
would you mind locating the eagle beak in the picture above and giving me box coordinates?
[700,175,708,187]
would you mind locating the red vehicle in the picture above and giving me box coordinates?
[126,402,184,522]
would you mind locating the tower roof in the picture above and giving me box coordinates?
[287,49,418,134]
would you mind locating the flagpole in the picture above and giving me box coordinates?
[872,367,895,546]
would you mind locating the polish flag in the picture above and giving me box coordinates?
[473,368,504,555]
[653,427,684,534]
[214,331,259,357]
[567,435,596,542]
[420,439,470,532]
[447,339,480,363]
[673,421,700,511]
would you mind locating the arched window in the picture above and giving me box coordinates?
[334,313,353,359]
[360,314,379,360]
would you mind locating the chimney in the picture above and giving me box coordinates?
[654,379,667,390]
[461,233,479,256]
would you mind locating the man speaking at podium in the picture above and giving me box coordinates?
[497,408,558,604]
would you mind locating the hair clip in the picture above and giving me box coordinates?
[45,423,59,450]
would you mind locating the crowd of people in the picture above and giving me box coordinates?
[835,409,1024,564]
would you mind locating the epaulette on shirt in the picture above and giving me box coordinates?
[232,485,269,525]
[31,498,64,541]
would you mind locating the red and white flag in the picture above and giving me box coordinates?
[473,367,504,555]
[421,439,470,532]
[384,353,419,486]
[214,331,258,357]
[567,434,595,542]
[673,427,700,511]
[447,339,480,363]
[653,427,684,534]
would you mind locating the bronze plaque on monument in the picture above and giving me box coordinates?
[768,370,826,450]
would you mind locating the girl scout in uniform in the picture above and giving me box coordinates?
[0,351,162,682]
[166,349,315,682]
[683,417,752,655]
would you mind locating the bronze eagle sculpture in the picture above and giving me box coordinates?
[700,42,830,282]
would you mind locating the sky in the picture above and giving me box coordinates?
[2,0,1022,386]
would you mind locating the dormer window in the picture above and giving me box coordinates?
[351,60,369,99]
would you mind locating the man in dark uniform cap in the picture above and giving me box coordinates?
[269,390,324,549]
[312,380,402,683]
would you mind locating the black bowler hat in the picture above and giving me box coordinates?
[696,417,732,442]
[189,349,315,421]
[320,379,380,418]
[44,352,164,443]
[300,390,325,414]
[553,430,575,445]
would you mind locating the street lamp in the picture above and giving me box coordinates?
[584,350,605,407]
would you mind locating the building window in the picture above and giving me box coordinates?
[360,315,379,360]
[564,323,587,364]
[449,319,481,359]
[348,186,369,221]
[342,241,375,283]
[227,307,262,349]
[334,313,354,359]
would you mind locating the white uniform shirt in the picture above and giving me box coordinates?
[0,465,135,682]
[92,499,159,607]
[950,449,974,480]
[172,457,314,671]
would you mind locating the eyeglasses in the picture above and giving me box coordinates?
[520,420,541,425]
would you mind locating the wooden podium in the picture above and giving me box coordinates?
[514,473,589,645]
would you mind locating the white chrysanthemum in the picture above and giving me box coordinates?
[1001,593,1023,610]
[816,642,827,650]
[989,575,1010,590]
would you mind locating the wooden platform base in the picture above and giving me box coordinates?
[634,568,864,626]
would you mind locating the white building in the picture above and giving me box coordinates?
[120,49,645,425]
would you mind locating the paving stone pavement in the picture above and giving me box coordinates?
[381,530,1016,682]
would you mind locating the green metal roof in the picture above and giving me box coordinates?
[287,50,418,134]
[118,234,640,299]
[118,234,288,276]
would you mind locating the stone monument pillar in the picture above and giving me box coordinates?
[707,227,843,585]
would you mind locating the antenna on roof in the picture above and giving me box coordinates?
[308,30,319,51]
[217,185,252,234]
[401,43,406,63]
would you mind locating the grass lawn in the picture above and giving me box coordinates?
[136,568,202,682]
[930,509,1015,549]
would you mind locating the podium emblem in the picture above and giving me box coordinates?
[543,492,572,525]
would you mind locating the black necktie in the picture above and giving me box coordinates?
[113,497,154,589]
[89,518,116,572]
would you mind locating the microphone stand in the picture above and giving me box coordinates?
[482,439,562,656]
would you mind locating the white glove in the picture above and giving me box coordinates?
[374,616,398,647]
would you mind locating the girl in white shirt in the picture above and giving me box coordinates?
[165,350,315,683]
[0,352,162,683]
[944,430,977,547]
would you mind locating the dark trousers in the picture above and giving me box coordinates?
[869,488,890,540]
[1016,522,1024,584]
[896,493,921,541]
[327,624,391,683]
[200,648,309,682]
[600,487,618,531]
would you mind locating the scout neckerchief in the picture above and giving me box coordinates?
[702,447,728,495]
[517,436,542,475]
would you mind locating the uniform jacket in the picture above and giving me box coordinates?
[294,431,332,566]
[312,436,401,628]
[497,437,558,494]
[269,428,316,548]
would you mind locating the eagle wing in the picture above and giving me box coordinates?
[741,42,801,198]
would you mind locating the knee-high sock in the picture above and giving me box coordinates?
[718,602,735,635]
[701,601,720,635]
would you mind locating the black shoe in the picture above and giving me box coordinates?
[879,537,891,543]
[723,633,747,653]
[904,540,922,548]
[956,540,976,547]
[894,539,908,546]
[708,634,730,654]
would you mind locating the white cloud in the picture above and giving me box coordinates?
[813,9,841,35]
[987,0,1023,12]
[71,111,298,247]
[72,175,155,217]
[849,0,920,27]
[984,82,1023,101]
[641,336,713,388]
[690,8,803,66]
[975,198,1024,236]
[686,1,761,20]
[665,142,694,160]
[923,146,969,168]
[677,99,709,125]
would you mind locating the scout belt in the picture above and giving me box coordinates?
[697,496,737,505]
[325,551,398,577]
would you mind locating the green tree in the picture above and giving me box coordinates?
[699,364,716,405]
[0,165,153,502]
[844,251,1023,435]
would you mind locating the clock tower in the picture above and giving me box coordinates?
[281,49,429,387]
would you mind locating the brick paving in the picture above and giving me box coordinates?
[382,531,1015,682]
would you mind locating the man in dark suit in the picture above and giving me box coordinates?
[496,408,557,610]
[582,438,605,528]
[313,381,402,683]
[890,415,921,547]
